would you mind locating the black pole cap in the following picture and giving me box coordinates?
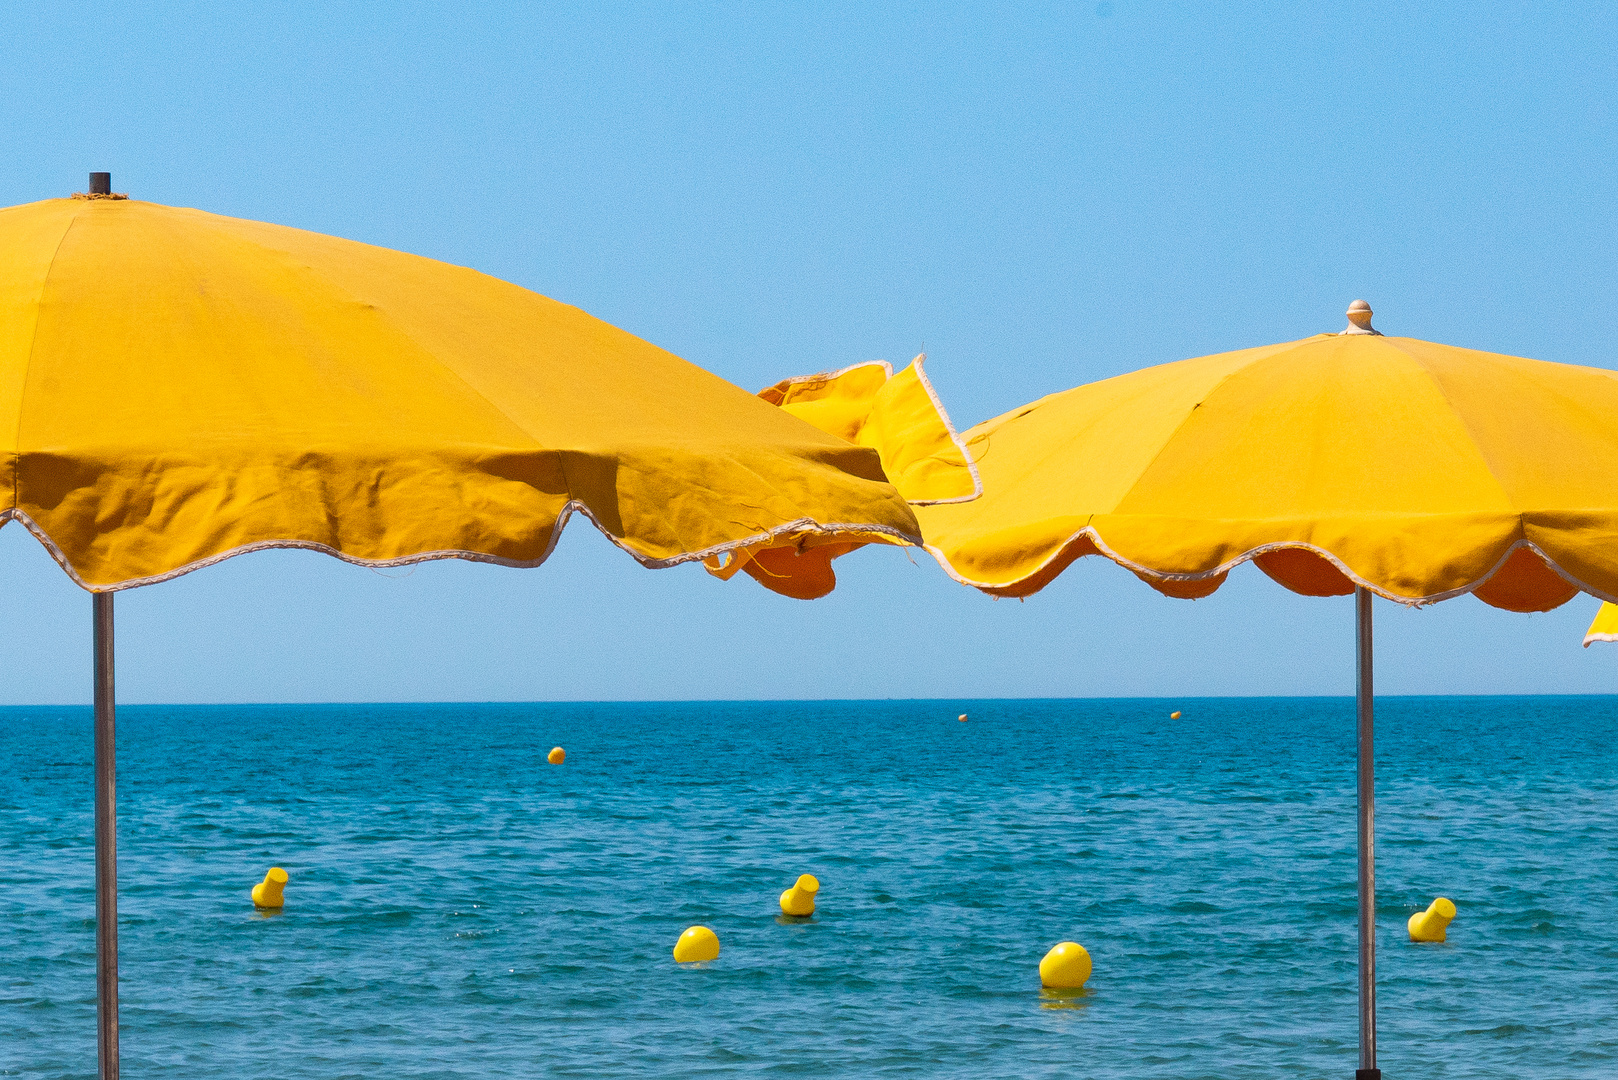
[89,172,111,195]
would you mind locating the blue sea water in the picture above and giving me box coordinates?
[3,697,1618,1079]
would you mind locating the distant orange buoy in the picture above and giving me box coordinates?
[958,714,968,723]
[1169,711,1181,719]
[547,746,566,764]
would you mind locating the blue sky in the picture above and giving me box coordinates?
[2,2,1616,702]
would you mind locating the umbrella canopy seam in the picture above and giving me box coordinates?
[1091,336,1327,514]
[1378,336,1520,516]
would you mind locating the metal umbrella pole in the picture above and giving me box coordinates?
[78,168,121,1080]
[93,591,118,1080]
[1355,586,1378,1080]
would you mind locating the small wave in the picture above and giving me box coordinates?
[1170,901,1221,913]
[320,909,415,927]
[1460,1023,1537,1037]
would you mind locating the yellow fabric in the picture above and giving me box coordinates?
[0,197,919,594]
[758,356,980,505]
[758,362,893,444]
[898,334,1618,609]
[1584,602,1618,646]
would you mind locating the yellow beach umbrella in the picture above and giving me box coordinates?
[8,174,920,1078]
[769,302,1618,1077]
[918,315,1618,608]
[1,190,916,592]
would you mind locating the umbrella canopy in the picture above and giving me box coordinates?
[765,302,1618,1077]
[1583,602,1618,645]
[13,175,923,1080]
[912,320,1618,609]
[0,192,920,595]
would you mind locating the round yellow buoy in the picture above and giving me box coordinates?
[1039,941,1092,989]
[1408,897,1456,943]
[251,867,288,909]
[673,925,720,963]
[958,714,968,723]
[780,874,820,917]
[547,746,565,764]
[1170,711,1181,719]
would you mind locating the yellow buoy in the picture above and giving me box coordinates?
[673,925,720,963]
[1170,711,1181,719]
[252,867,288,909]
[1408,897,1456,942]
[1039,941,1092,989]
[547,746,566,764]
[958,713,968,723]
[780,874,820,917]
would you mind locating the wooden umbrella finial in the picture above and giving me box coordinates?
[1340,299,1382,336]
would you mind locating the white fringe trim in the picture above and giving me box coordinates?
[904,353,983,506]
[765,358,894,393]
[0,503,921,594]
[922,525,1617,608]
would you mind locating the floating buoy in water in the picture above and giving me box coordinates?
[1170,711,1181,719]
[1408,897,1456,942]
[673,925,720,963]
[252,867,288,909]
[1039,941,1092,989]
[780,874,820,917]
[958,714,968,723]
[547,746,565,764]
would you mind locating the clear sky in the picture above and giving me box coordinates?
[3,2,1616,703]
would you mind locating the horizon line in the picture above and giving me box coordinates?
[1,691,1616,708]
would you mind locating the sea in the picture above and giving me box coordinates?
[3,697,1616,1079]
